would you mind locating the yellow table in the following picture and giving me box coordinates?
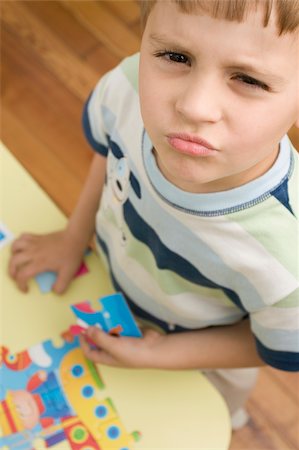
[0,143,231,449]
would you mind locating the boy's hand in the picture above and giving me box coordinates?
[9,231,84,294]
[79,326,166,369]
[80,320,265,370]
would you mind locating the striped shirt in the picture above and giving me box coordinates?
[83,53,299,372]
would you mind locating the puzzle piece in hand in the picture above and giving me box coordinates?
[35,261,89,294]
[70,293,142,341]
[0,222,14,250]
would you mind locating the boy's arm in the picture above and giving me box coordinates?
[80,318,264,369]
[65,152,106,250]
[9,152,106,293]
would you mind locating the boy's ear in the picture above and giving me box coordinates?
[296,104,299,128]
[288,125,299,152]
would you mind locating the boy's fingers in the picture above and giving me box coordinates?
[86,327,115,350]
[15,271,30,292]
[8,253,32,278]
[79,333,92,355]
[11,234,33,253]
[52,277,68,295]
[85,327,122,360]
[53,266,78,294]
[17,280,29,293]
[15,264,41,292]
[79,334,118,366]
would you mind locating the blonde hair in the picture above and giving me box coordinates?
[139,0,299,35]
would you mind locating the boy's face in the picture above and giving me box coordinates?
[139,1,299,193]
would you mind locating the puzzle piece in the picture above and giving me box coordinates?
[1,346,33,372]
[70,293,142,341]
[59,345,105,391]
[94,415,140,449]
[0,223,14,250]
[35,272,56,294]
[35,261,89,294]
[0,430,35,450]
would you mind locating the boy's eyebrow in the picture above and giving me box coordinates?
[149,33,187,51]
[227,63,286,84]
[149,33,175,43]
[149,33,286,84]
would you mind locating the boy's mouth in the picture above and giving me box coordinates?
[166,133,217,157]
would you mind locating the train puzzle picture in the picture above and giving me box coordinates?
[0,294,142,450]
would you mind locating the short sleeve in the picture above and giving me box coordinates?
[82,72,111,157]
[250,288,299,371]
[82,53,140,158]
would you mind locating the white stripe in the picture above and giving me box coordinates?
[251,321,299,352]
[252,304,299,331]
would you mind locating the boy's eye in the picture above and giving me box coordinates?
[234,74,269,91]
[154,51,190,65]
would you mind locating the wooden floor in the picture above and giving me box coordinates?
[1,2,298,449]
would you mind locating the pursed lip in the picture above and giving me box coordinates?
[166,133,218,156]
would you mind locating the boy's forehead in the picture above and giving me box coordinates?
[146,1,298,52]
[147,0,287,38]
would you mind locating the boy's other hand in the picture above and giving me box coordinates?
[79,326,166,369]
[8,231,84,294]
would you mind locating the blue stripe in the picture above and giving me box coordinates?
[270,178,294,216]
[82,94,108,156]
[97,235,187,334]
[123,199,246,312]
[129,172,142,199]
[109,139,124,159]
[255,338,299,371]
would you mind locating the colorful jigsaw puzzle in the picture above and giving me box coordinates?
[0,336,140,450]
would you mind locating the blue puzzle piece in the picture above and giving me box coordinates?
[35,271,57,293]
[71,293,142,338]
[100,293,142,337]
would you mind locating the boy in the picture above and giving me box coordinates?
[9,0,299,429]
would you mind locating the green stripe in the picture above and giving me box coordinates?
[227,196,298,279]
[273,288,299,308]
[120,53,139,92]
[289,147,299,217]
[85,357,105,389]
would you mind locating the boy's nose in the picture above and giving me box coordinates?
[175,75,223,124]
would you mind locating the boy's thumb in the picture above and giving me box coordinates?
[86,327,115,350]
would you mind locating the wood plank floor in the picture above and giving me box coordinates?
[1,2,298,449]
